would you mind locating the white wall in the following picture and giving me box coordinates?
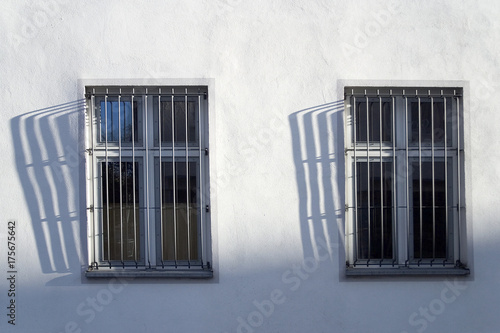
[1,0,499,332]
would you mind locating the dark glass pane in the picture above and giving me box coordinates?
[356,161,393,260]
[158,98,198,146]
[355,97,392,143]
[412,160,447,259]
[161,162,175,260]
[101,161,140,261]
[409,98,451,147]
[159,101,173,144]
[161,161,199,261]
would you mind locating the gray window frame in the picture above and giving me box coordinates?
[85,85,212,278]
[344,86,469,276]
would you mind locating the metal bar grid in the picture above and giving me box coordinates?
[346,87,465,270]
[87,86,210,272]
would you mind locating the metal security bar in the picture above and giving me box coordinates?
[353,95,358,261]
[157,88,206,269]
[456,95,462,261]
[131,89,137,267]
[86,86,210,273]
[184,89,191,267]
[345,87,465,270]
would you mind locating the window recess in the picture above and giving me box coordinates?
[344,87,468,276]
[85,86,212,278]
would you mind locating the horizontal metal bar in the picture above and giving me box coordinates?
[345,147,460,151]
[345,87,462,97]
[89,92,206,97]
[346,267,470,276]
[86,268,213,279]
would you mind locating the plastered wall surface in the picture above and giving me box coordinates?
[0,1,499,332]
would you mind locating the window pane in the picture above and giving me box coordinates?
[412,160,448,259]
[356,161,393,260]
[355,97,392,143]
[99,100,140,143]
[161,161,199,261]
[102,161,140,261]
[409,98,452,146]
[156,97,198,146]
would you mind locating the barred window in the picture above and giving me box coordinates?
[85,86,212,278]
[344,87,469,276]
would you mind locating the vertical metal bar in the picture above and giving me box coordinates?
[431,95,436,261]
[444,94,448,261]
[171,89,178,265]
[353,95,358,261]
[145,89,151,267]
[105,90,110,263]
[185,89,191,265]
[123,92,127,141]
[392,93,396,264]
[158,89,163,265]
[405,93,410,263]
[418,95,423,260]
[119,90,124,264]
[89,89,96,265]
[198,92,203,265]
[379,95,384,260]
[132,89,137,262]
[98,91,102,143]
[366,95,371,261]
[456,95,461,261]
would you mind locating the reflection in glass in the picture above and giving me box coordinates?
[100,100,139,143]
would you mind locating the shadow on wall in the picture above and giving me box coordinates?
[289,101,345,269]
[11,100,86,280]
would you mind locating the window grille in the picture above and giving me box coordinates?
[344,87,468,275]
[85,86,212,277]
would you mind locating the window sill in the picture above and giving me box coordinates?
[85,267,213,279]
[345,267,470,277]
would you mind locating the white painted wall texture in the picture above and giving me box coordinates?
[0,0,499,332]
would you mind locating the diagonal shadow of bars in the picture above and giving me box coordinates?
[289,100,345,266]
[11,100,86,275]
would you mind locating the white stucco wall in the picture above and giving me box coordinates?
[1,0,499,332]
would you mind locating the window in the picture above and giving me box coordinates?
[344,87,469,275]
[85,86,212,278]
